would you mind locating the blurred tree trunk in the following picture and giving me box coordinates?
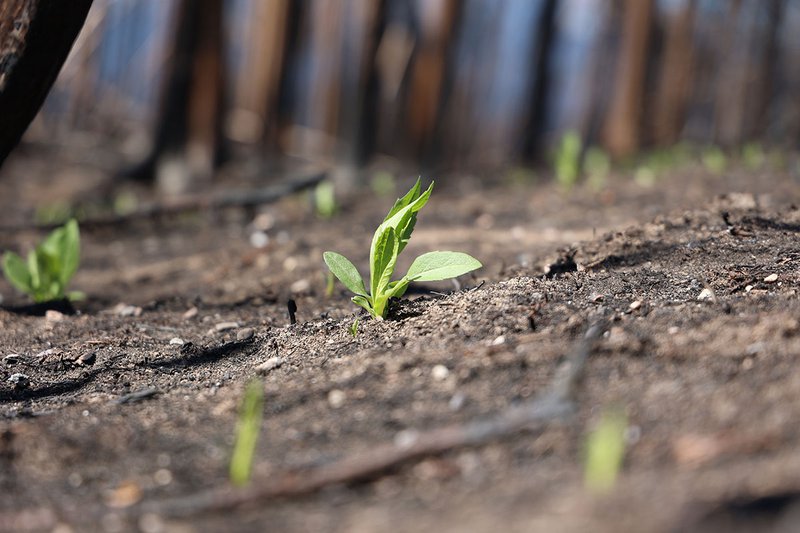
[520,0,558,162]
[712,0,744,146]
[748,0,784,140]
[653,0,696,146]
[0,0,93,169]
[127,0,226,194]
[603,0,654,158]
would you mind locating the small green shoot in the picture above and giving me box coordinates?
[584,147,610,190]
[584,408,627,494]
[349,317,359,338]
[2,219,83,303]
[701,146,727,174]
[229,380,264,487]
[325,270,335,298]
[554,130,582,188]
[323,179,481,320]
[370,170,396,197]
[314,181,337,218]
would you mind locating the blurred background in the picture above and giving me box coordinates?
[8,0,800,195]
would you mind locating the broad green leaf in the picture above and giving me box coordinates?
[2,252,33,293]
[384,178,421,222]
[324,252,367,296]
[405,251,482,282]
[60,219,80,286]
[370,226,399,299]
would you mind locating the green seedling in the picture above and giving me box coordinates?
[314,181,337,219]
[325,270,335,298]
[229,380,264,487]
[324,179,481,320]
[370,170,397,197]
[584,408,627,493]
[701,146,727,174]
[349,317,359,338]
[554,130,582,188]
[2,219,83,303]
[584,147,610,190]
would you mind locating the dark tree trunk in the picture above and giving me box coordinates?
[520,0,558,162]
[603,0,655,158]
[0,0,93,169]
[126,0,226,194]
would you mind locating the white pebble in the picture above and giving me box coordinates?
[169,337,185,346]
[764,273,778,283]
[255,357,283,375]
[431,364,450,381]
[214,321,239,332]
[328,389,346,408]
[697,288,714,301]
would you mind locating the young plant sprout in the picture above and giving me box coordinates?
[229,380,264,487]
[324,179,481,320]
[349,317,359,338]
[2,219,83,303]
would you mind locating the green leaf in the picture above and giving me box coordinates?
[229,380,264,487]
[2,252,33,293]
[351,295,375,317]
[60,219,80,286]
[405,251,482,282]
[369,181,433,273]
[27,250,41,292]
[370,226,399,299]
[384,178,421,222]
[386,279,411,299]
[324,252,367,296]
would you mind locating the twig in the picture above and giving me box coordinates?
[141,319,606,517]
[0,170,326,232]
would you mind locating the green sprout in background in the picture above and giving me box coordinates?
[2,219,83,303]
[554,130,582,188]
[314,180,337,219]
[324,179,482,320]
[229,380,265,487]
[349,317,359,338]
[584,408,628,494]
[370,170,397,198]
[584,147,611,190]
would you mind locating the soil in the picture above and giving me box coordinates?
[2,147,800,532]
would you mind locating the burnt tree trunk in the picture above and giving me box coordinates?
[0,0,93,169]
[127,0,226,194]
[603,0,654,158]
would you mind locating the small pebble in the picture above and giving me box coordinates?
[328,389,346,408]
[590,293,605,303]
[290,279,311,294]
[214,321,239,332]
[112,303,142,317]
[45,310,66,322]
[449,392,466,411]
[764,273,778,283]
[182,307,198,320]
[432,364,450,381]
[169,337,185,346]
[7,373,30,389]
[3,353,21,365]
[745,285,754,292]
[249,230,270,249]
[629,300,642,310]
[255,357,283,375]
[491,335,506,346]
[236,328,254,341]
[77,352,96,366]
[668,326,680,335]
[697,288,714,301]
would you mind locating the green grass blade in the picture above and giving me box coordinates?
[230,381,265,487]
[405,251,482,282]
[584,409,627,493]
[324,252,367,296]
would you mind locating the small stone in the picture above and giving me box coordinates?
[431,364,450,381]
[182,307,198,320]
[629,300,642,310]
[328,389,346,408]
[491,335,506,346]
[697,288,714,301]
[249,230,270,249]
[668,326,679,335]
[3,353,21,365]
[255,357,283,375]
[112,303,142,317]
[590,293,605,303]
[45,310,66,322]
[7,373,30,389]
[449,392,466,411]
[214,321,239,332]
[169,337,185,346]
[236,328,254,341]
[290,279,311,294]
[77,352,96,366]
[745,285,754,292]
[764,273,778,283]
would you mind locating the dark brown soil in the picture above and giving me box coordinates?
[2,150,800,532]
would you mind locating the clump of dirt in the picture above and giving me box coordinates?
[2,158,800,531]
